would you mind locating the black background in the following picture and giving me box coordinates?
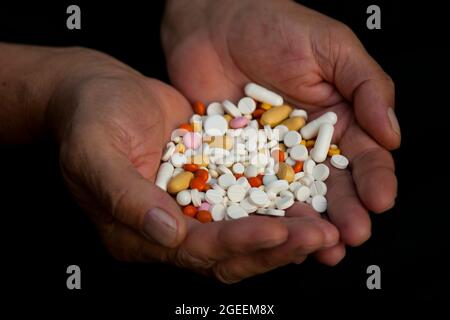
[1,0,449,315]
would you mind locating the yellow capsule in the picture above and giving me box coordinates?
[260,104,293,127]
[278,143,286,152]
[280,116,306,131]
[167,171,194,194]
[276,162,295,183]
[300,139,306,146]
[193,122,202,132]
[306,140,315,148]
[260,102,272,110]
[189,154,209,166]
[175,143,186,153]
[223,114,233,123]
[328,148,341,157]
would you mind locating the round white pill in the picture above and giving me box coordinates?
[273,125,289,141]
[237,97,257,114]
[222,100,242,117]
[249,189,269,207]
[263,174,278,186]
[176,190,192,206]
[295,185,311,202]
[207,102,224,115]
[280,190,294,199]
[232,163,245,174]
[217,165,233,175]
[289,144,308,161]
[240,197,258,213]
[289,109,308,119]
[217,173,236,189]
[236,176,251,190]
[310,180,327,196]
[266,180,289,194]
[170,153,187,168]
[205,189,224,204]
[256,208,285,216]
[285,157,296,166]
[244,165,258,178]
[204,114,228,136]
[289,181,302,192]
[311,195,327,213]
[227,184,246,203]
[312,164,330,181]
[211,204,226,221]
[283,131,302,147]
[227,204,249,219]
[331,154,349,170]
[275,196,295,210]
[304,158,316,175]
[294,172,305,181]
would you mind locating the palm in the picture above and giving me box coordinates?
[165,0,397,255]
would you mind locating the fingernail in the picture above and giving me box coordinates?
[143,208,177,247]
[387,108,401,137]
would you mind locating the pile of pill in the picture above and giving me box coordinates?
[155,83,349,223]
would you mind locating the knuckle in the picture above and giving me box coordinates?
[172,247,214,270]
[213,264,240,285]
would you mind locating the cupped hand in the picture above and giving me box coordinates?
[47,48,339,283]
[162,0,400,265]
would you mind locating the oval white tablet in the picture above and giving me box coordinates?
[222,100,242,117]
[275,196,295,210]
[304,158,316,175]
[240,197,258,213]
[289,109,308,119]
[176,190,192,206]
[191,189,202,207]
[273,125,289,141]
[248,189,269,207]
[204,114,228,136]
[211,204,226,221]
[232,163,245,174]
[331,154,349,170]
[217,173,236,189]
[170,153,187,168]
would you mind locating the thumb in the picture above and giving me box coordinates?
[333,37,401,150]
[83,143,187,248]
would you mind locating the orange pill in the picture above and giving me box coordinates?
[193,101,206,115]
[203,184,212,191]
[190,177,206,191]
[179,123,193,132]
[183,205,197,218]
[183,164,199,172]
[248,177,262,188]
[195,169,209,182]
[197,210,213,223]
[293,161,304,173]
[252,108,265,119]
[234,173,244,179]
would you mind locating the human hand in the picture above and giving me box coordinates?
[47,47,340,283]
[162,0,400,265]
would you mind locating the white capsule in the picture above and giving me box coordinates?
[155,162,174,191]
[176,190,192,206]
[300,111,337,140]
[244,82,283,106]
[311,123,334,163]
[207,102,225,115]
[237,97,257,114]
[289,109,308,120]
[222,99,242,117]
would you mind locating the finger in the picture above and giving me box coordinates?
[66,134,187,248]
[333,38,400,150]
[178,216,289,267]
[212,214,333,284]
[313,242,346,266]
[341,123,398,213]
[326,162,372,246]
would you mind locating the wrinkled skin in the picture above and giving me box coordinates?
[162,0,400,267]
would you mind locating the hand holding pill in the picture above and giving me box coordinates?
[163,0,400,268]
